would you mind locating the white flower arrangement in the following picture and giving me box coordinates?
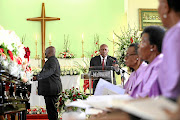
[0,26,33,82]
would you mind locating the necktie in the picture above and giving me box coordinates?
[102,58,105,70]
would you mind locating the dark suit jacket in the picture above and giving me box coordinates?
[90,55,120,84]
[37,56,62,96]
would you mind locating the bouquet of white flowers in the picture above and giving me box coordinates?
[0,26,33,82]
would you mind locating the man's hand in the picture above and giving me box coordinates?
[112,64,120,72]
[33,76,37,81]
[112,64,119,67]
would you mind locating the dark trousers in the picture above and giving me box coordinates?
[44,95,59,120]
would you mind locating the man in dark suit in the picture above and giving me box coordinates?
[90,44,120,93]
[33,46,62,120]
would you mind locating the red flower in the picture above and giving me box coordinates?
[73,94,76,97]
[73,87,74,89]
[59,97,62,102]
[8,50,13,61]
[0,48,4,53]
[32,109,37,112]
[95,51,97,53]
[42,109,46,113]
[73,99,76,101]
[24,47,30,61]
[83,80,93,92]
[16,57,22,65]
[27,109,31,112]
[64,54,66,58]
[96,42,98,44]
[91,54,93,57]
[130,37,133,43]
[29,67,31,71]
[76,88,78,90]
[78,93,81,95]
[26,66,31,72]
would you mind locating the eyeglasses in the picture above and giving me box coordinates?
[125,54,137,57]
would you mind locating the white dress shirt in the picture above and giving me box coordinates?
[100,55,107,66]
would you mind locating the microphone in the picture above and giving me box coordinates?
[109,57,116,63]
[109,57,126,68]
[109,57,130,75]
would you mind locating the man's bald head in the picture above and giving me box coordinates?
[99,44,109,57]
[45,46,56,58]
[100,44,108,49]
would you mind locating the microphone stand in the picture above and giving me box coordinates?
[121,68,126,88]
[118,66,130,75]
[118,66,129,89]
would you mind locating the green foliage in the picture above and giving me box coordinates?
[114,26,141,67]
[74,58,90,73]
[11,43,18,56]
[85,34,100,58]
[0,43,7,53]
[0,43,19,60]
[32,67,42,75]
[63,34,70,52]
[21,35,26,44]
[0,43,10,60]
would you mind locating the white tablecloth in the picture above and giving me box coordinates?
[29,75,80,107]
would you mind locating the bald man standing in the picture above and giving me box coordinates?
[33,46,62,120]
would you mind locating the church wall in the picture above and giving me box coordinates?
[0,0,127,58]
[127,0,159,30]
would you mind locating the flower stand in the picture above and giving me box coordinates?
[26,107,50,120]
[26,114,48,120]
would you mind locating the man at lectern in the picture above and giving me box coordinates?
[90,44,121,93]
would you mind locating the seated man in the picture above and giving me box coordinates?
[90,44,120,94]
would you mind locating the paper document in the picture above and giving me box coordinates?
[66,100,91,109]
[112,97,178,120]
[66,95,132,114]
[94,78,125,95]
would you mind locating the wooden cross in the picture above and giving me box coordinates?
[27,3,60,67]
